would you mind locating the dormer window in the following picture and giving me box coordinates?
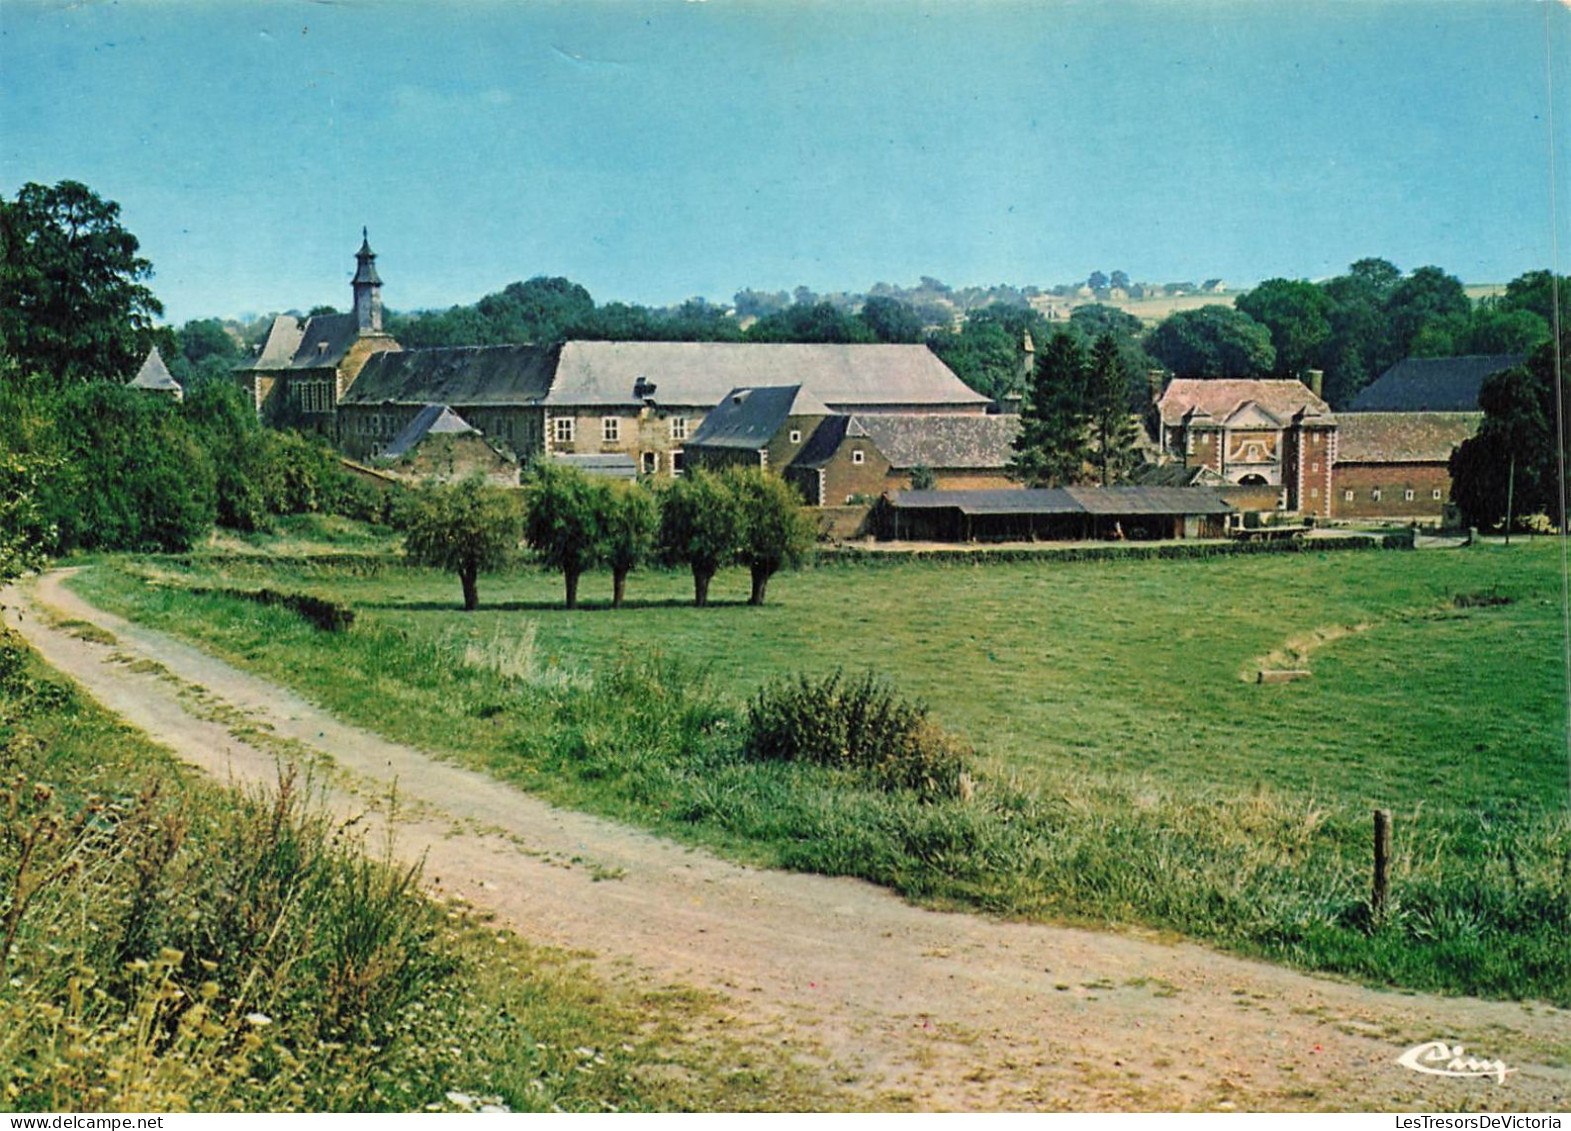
[316,341,329,356]
[851,450,865,465]
[789,429,802,444]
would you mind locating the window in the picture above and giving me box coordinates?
[670,416,688,441]
[1372,488,1382,502]
[1311,462,1319,473]
[553,417,575,445]
[1344,490,1354,502]
[1312,433,1321,447]
[1404,489,1415,502]
[602,417,620,444]
[1185,430,1195,455]
[1433,488,1443,500]
[1311,488,1319,499]
[851,449,865,465]
[670,450,685,475]
[789,429,802,444]
[641,451,658,475]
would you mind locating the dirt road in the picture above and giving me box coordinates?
[4,569,1567,1112]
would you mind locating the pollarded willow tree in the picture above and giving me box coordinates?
[659,469,741,608]
[725,466,817,606]
[522,461,606,610]
[600,478,659,609]
[401,477,521,611]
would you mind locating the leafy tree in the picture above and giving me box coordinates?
[659,470,741,607]
[1087,271,1109,292]
[746,301,873,344]
[181,380,272,531]
[0,180,164,386]
[908,464,936,490]
[1109,270,1130,291]
[173,318,242,388]
[1386,265,1471,359]
[42,383,216,553]
[1234,278,1333,378]
[1145,306,1276,378]
[725,467,816,606]
[1498,269,1571,329]
[401,477,520,611]
[601,479,659,609]
[1449,336,1570,531]
[1009,332,1090,486]
[1069,303,1143,342]
[858,296,924,343]
[0,451,55,584]
[522,461,606,609]
[1086,334,1141,486]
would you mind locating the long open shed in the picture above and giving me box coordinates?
[883,486,1234,542]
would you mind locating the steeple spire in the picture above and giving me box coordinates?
[352,228,383,333]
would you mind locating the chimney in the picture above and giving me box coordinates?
[1306,368,1325,399]
[1147,368,1167,405]
[1021,330,1035,385]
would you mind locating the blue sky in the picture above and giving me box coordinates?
[3,0,1567,324]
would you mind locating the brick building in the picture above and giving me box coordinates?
[1332,412,1481,520]
[1154,378,1336,517]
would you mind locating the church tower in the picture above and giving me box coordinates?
[352,228,383,334]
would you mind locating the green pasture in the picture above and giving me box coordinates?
[70,538,1571,1002]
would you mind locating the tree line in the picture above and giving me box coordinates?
[402,463,816,611]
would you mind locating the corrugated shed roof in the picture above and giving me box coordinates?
[1158,379,1332,426]
[548,341,990,409]
[343,345,558,405]
[889,486,1233,516]
[686,385,831,450]
[1350,355,1525,412]
[381,404,479,460]
[856,413,1020,469]
[128,347,181,392]
[1336,412,1482,464]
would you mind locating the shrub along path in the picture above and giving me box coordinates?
[5,568,1568,1113]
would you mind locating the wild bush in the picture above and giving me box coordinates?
[743,670,970,798]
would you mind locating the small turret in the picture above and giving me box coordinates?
[352,228,383,334]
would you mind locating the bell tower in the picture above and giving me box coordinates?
[352,228,383,334]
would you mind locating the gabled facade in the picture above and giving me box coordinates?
[233,231,401,430]
[1156,378,1336,516]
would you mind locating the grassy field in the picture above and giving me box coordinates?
[71,534,1571,1003]
[0,623,846,1112]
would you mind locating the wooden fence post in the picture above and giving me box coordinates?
[1373,808,1392,922]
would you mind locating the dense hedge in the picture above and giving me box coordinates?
[189,586,357,632]
[815,532,1411,568]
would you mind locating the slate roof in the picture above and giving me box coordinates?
[127,347,181,393]
[342,345,557,406]
[240,312,368,371]
[1335,412,1482,464]
[1350,355,1525,412]
[1158,379,1332,426]
[855,414,1020,470]
[381,404,480,460]
[889,486,1233,516]
[547,341,990,410]
[685,385,832,450]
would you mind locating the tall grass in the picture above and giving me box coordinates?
[0,626,843,1112]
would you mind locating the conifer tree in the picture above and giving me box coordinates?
[1086,333,1141,486]
[1007,331,1090,486]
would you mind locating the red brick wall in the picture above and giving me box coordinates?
[1332,462,1452,519]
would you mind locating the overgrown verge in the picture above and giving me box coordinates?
[0,627,842,1112]
[67,568,1571,1006]
[186,586,356,632]
[817,533,1409,568]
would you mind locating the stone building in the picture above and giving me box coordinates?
[341,340,992,476]
[232,231,401,430]
[683,384,1019,504]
